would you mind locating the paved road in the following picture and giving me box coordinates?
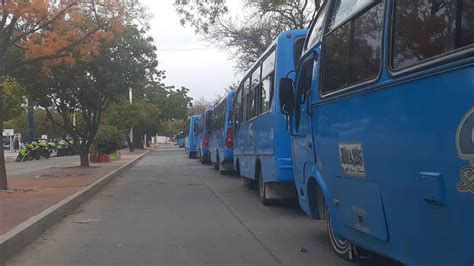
[6,155,79,178]
[7,146,353,265]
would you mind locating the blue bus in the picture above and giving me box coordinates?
[209,91,236,174]
[184,115,202,159]
[176,131,185,148]
[233,29,307,205]
[279,0,474,265]
[197,108,214,164]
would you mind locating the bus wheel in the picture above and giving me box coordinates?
[258,168,269,206]
[235,160,241,176]
[326,204,358,262]
[214,154,219,170]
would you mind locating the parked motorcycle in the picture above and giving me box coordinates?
[15,143,41,162]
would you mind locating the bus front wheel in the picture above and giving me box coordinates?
[258,167,270,206]
[326,204,358,262]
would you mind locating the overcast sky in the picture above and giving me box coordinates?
[139,0,242,102]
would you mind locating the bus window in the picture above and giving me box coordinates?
[251,66,261,117]
[328,0,374,31]
[295,59,314,129]
[262,50,276,113]
[294,38,306,66]
[262,50,275,78]
[392,0,474,70]
[261,74,273,113]
[305,3,328,52]
[235,86,242,130]
[321,2,384,95]
[242,78,249,122]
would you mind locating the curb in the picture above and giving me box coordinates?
[0,150,152,264]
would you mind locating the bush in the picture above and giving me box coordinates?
[92,125,123,155]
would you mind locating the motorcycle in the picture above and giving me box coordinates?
[37,140,51,159]
[16,143,41,162]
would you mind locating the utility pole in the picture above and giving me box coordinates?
[26,98,34,143]
[129,88,134,152]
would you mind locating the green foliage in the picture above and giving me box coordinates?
[1,77,25,121]
[4,109,68,139]
[14,25,161,166]
[158,120,186,138]
[92,125,123,155]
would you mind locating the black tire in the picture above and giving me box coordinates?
[214,154,219,170]
[258,167,269,206]
[45,152,50,159]
[16,155,21,162]
[326,203,358,262]
[235,160,240,176]
[218,166,226,175]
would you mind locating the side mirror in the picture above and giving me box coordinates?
[279,78,295,115]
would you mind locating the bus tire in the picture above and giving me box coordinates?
[326,203,358,262]
[258,167,270,206]
[235,160,240,176]
[214,154,219,170]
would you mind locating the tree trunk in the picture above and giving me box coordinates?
[0,82,7,190]
[133,134,143,149]
[126,135,134,152]
[79,149,90,167]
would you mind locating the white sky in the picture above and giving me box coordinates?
[139,0,242,102]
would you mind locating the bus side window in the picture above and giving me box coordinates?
[321,1,385,95]
[235,85,242,130]
[261,73,274,113]
[392,0,474,70]
[262,50,275,113]
[242,78,249,122]
[295,59,314,129]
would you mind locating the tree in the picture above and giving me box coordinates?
[1,77,25,121]
[26,25,158,167]
[0,0,137,190]
[105,81,193,151]
[4,109,68,138]
[174,0,320,71]
[188,97,214,116]
[157,119,186,138]
[105,99,161,151]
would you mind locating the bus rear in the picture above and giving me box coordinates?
[198,108,213,164]
[185,115,202,159]
[280,0,474,265]
[210,91,235,174]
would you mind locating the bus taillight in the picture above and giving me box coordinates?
[225,128,233,149]
[204,134,209,148]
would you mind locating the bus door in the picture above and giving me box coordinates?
[292,55,317,187]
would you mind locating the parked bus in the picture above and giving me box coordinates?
[209,91,236,174]
[233,29,307,205]
[279,0,474,265]
[197,108,214,164]
[184,115,202,159]
[176,131,185,148]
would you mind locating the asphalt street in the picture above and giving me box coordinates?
[7,145,353,265]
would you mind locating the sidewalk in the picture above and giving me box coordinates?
[0,150,147,236]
